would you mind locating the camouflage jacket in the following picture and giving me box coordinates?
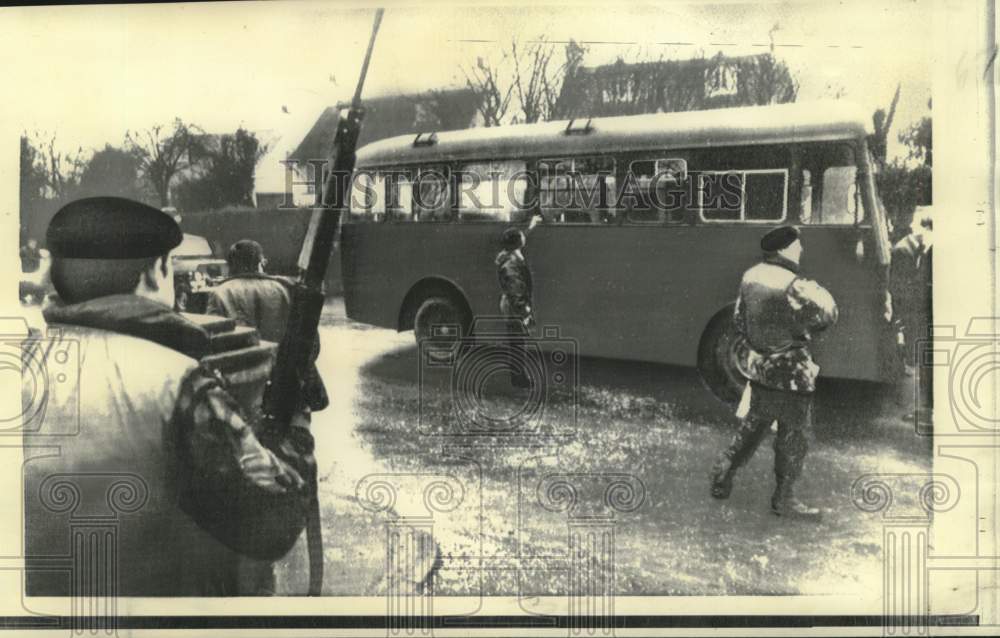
[495,249,534,319]
[735,255,839,394]
[26,294,315,595]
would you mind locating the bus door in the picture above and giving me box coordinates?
[793,141,890,382]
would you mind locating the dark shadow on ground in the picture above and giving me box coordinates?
[358,342,930,455]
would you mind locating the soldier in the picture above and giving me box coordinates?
[206,239,328,416]
[207,240,291,342]
[709,225,838,521]
[23,197,317,596]
[890,208,933,421]
[495,214,542,388]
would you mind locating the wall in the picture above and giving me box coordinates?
[179,207,343,295]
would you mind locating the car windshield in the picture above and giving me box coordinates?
[173,234,213,258]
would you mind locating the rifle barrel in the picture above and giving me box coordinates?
[353,9,384,108]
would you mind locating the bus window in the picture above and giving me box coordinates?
[699,169,787,223]
[745,171,788,221]
[539,156,615,224]
[456,160,528,222]
[819,166,859,224]
[384,169,414,221]
[349,171,386,222]
[800,169,813,223]
[798,143,862,225]
[413,165,451,222]
[626,158,690,224]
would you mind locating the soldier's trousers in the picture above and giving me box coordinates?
[720,382,813,485]
[499,296,532,387]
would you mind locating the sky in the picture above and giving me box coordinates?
[1,0,933,193]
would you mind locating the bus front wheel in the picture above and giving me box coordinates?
[414,296,470,347]
[697,309,750,406]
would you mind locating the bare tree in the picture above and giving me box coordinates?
[870,84,902,165]
[510,39,559,123]
[26,131,86,200]
[463,55,514,127]
[464,38,587,126]
[124,118,203,207]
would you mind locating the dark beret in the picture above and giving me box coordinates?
[760,225,800,252]
[47,197,183,259]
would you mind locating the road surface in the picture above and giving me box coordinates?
[275,299,932,598]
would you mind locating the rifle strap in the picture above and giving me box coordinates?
[306,475,324,595]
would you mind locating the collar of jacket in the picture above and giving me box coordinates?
[42,294,212,359]
[222,272,294,287]
[763,253,800,274]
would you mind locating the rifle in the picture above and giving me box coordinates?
[260,8,384,596]
[262,8,384,428]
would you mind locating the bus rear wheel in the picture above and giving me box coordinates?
[414,296,470,348]
[697,309,750,406]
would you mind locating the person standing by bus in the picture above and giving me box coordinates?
[496,214,543,387]
[206,239,328,412]
[709,225,838,521]
[890,207,933,422]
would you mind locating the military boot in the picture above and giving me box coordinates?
[710,458,734,499]
[770,478,821,521]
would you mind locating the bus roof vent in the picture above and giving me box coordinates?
[413,132,438,147]
[564,118,593,135]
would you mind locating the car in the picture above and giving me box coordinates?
[172,233,228,312]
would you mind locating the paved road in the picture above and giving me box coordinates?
[275,298,932,598]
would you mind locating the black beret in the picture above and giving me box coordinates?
[47,197,183,259]
[760,225,800,252]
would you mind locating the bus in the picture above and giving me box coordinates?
[340,101,895,402]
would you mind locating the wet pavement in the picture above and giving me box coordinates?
[275,298,933,597]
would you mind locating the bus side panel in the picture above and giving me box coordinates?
[798,226,888,382]
[526,225,886,380]
[528,226,745,366]
[340,222,504,329]
[341,222,888,382]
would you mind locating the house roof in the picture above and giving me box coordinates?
[288,88,480,165]
[355,101,873,168]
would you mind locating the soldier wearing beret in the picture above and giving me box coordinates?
[710,225,838,521]
[23,197,317,595]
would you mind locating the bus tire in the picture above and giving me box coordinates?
[697,308,750,406]
[413,295,470,347]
